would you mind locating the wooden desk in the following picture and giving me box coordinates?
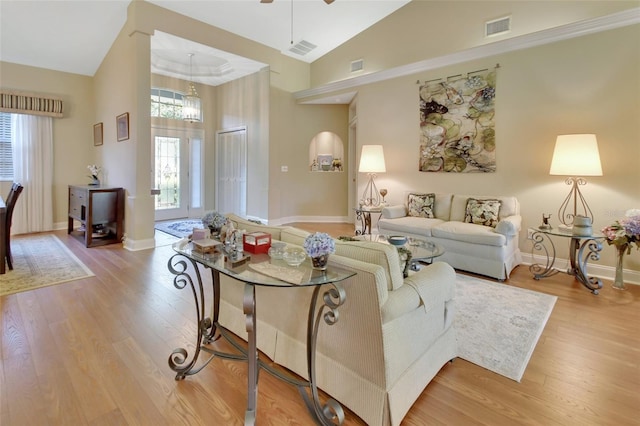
[0,195,5,274]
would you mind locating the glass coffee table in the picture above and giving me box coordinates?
[355,234,445,276]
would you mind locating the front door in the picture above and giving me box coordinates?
[153,127,204,221]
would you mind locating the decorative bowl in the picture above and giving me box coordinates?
[387,236,407,246]
[283,248,306,267]
[268,241,287,259]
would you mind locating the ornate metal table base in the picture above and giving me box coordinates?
[167,253,346,425]
[529,230,603,294]
[354,208,382,235]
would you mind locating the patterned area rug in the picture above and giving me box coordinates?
[154,219,204,238]
[455,274,557,382]
[0,234,95,297]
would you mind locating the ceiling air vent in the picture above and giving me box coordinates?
[350,59,364,73]
[289,40,317,56]
[485,16,511,37]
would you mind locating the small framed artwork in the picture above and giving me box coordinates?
[317,154,333,171]
[93,122,103,146]
[116,112,129,142]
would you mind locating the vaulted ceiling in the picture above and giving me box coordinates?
[0,0,410,85]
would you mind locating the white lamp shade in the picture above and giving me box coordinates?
[359,145,386,173]
[549,134,603,176]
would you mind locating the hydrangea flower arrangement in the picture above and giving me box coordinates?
[601,209,640,255]
[303,232,335,258]
[202,211,227,231]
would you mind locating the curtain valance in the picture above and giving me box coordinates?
[0,89,63,118]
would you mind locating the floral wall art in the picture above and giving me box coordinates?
[419,68,497,173]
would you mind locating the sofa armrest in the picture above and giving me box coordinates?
[382,262,455,322]
[495,215,522,237]
[381,205,407,219]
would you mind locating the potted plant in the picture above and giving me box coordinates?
[202,211,227,235]
[303,232,335,270]
[601,208,640,290]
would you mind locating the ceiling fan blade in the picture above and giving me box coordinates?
[260,0,273,3]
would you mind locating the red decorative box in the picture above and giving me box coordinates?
[243,232,272,254]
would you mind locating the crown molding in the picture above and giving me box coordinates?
[294,8,640,102]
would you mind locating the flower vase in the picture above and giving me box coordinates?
[612,246,627,291]
[90,178,100,186]
[311,254,329,271]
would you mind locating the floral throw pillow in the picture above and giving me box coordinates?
[407,193,436,218]
[464,198,501,228]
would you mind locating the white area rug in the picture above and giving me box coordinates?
[1,234,95,296]
[454,274,557,382]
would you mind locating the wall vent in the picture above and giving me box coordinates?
[485,16,511,37]
[350,59,364,73]
[289,40,317,56]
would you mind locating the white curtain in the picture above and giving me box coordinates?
[10,113,54,234]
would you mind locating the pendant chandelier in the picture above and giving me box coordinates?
[183,53,202,122]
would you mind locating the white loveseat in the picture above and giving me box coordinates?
[217,214,457,426]
[378,193,523,280]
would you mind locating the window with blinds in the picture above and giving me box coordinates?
[0,112,13,180]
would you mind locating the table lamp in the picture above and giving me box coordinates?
[359,145,386,207]
[549,134,602,228]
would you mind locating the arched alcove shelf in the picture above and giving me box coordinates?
[309,131,344,172]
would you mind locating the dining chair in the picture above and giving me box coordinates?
[4,182,24,270]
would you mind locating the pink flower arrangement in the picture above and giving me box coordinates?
[601,209,640,254]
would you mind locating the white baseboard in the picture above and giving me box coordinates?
[520,252,640,286]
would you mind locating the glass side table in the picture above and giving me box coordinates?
[528,227,604,294]
[354,206,383,235]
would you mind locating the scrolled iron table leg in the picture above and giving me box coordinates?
[299,283,346,426]
[166,253,216,380]
[355,210,365,236]
[570,238,603,294]
[529,231,559,280]
[243,283,258,425]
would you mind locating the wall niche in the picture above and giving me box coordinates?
[309,131,344,172]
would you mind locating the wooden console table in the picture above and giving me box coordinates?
[67,185,124,247]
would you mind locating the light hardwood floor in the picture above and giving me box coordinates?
[1,224,639,425]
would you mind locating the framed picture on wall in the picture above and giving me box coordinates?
[317,154,333,171]
[93,122,103,146]
[116,112,129,142]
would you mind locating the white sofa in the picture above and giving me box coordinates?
[378,193,522,280]
[217,214,457,426]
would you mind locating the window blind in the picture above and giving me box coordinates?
[0,112,13,180]
[0,89,63,118]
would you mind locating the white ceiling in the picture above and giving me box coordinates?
[0,0,411,86]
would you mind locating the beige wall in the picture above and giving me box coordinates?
[268,91,349,221]
[324,24,640,273]
[311,0,639,87]
[0,62,95,224]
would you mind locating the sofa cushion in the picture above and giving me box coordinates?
[279,227,310,247]
[407,193,435,218]
[464,198,501,228]
[450,194,518,221]
[378,216,445,238]
[431,221,507,247]
[382,205,408,219]
[334,241,404,291]
[226,213,285,240]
